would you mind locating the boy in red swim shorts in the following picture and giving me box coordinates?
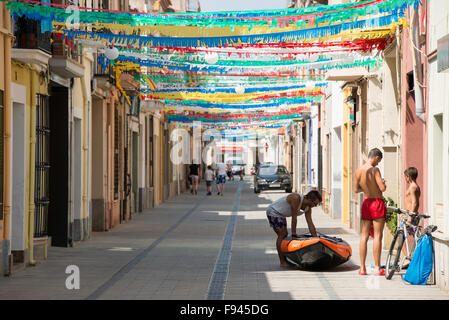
[354,148,387,276]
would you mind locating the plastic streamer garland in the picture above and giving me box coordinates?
[175,120,298,130]
[169,108,307,115]
[156,97,319,110]
[112,54,382,74]
[167,106,307,119]
[166,105,308,128]
[147,82,327,94]
[4,0,418,32]
[83,37,391,58]
[55,13,401,48]
[2,0,420,129]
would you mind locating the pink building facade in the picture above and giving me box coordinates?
[400,2,428,215]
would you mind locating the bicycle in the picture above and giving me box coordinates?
[384,206,437,280]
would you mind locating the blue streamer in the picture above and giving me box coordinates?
[61,13,400,48]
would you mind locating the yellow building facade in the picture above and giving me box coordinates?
[10,61,50,267]
[0,1,12,275]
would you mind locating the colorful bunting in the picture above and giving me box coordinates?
[2,0,419,130]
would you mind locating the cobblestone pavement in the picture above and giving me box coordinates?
[0,178,448,300]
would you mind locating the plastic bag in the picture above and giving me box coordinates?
[402,234,434,285]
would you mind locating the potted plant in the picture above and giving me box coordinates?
[382,197,398,249]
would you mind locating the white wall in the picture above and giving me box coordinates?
[330,82,343,219]
[310,104,319,187]
[428,0,449,237]
[428,0,449,292]
[331,82,343,128]
[428,0,449,53]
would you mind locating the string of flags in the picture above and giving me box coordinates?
[3,0,419,130]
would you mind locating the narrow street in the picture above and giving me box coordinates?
[0,178,447,301]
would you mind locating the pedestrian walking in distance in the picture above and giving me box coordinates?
[216,161,227,196]
[205,165,215,196]
[189,162,200,195]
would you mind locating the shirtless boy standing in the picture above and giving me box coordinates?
[353,148,387,276]
[402,167,421,268]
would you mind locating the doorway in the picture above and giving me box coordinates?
[12,102,26,252]
[73,117,82,240]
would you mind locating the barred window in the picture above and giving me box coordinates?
[34,94,50,237]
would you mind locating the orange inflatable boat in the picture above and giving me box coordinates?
[281,233,352,270]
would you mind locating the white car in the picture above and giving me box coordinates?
[231,160,246,175]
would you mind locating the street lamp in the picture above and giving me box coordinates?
[105,47,119,60]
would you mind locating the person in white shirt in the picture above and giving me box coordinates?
[204,165,215,196]
[266,190,322,267]
[216,162,227,196]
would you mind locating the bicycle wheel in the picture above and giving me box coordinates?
[385,230,405,280]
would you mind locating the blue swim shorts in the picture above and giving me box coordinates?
[217,175,227,184]
[266,212,287,229]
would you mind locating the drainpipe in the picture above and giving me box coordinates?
[80,76,88,240]
[396,26,403,206]
[28,68,37,266]
[395,27,402,107]
[409,6,425,122]
[2,8,12,275]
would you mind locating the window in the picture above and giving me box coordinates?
[34,94,50,237]
[407,72,415,93]
[259,166,277,175]
[278,166,288,174]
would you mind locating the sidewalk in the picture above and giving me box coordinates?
[0,178,448,300]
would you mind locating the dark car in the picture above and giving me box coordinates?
[254,165,292,193]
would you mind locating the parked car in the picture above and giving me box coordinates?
[254,165,293,193]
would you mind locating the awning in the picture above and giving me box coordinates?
[325,67,368,81]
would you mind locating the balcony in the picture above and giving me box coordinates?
[120,72,140,97]
[93,52,116,91]
[12,18,52,67]
[49,35,85,79]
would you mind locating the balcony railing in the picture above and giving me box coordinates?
[92,52,116,89]
[48,33,85,78]
[51,34,81,63]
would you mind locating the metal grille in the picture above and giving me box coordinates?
[34,94,50,237]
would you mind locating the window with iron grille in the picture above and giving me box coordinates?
[0,90,4,221]
[34,94,50,237]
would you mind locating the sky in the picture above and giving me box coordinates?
[199,0,290,12]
